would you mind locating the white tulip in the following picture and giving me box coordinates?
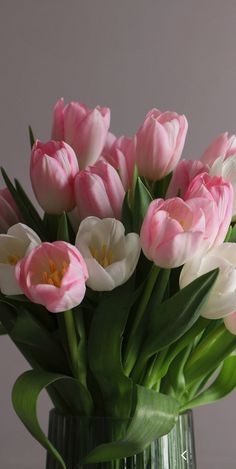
[210,155,236,220]
[179,243,236,322]
[75,217,141,291]
[0,223,41,295]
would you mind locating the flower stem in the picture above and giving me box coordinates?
[123,265,160,376]
[63,309,79,379]
[142,348,169,388]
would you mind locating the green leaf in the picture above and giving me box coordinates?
[57,212,70,242]
[9,306,69,374]
[228,223,236,242]
[153,318,209,383]
[12,370,93,469]
[181,355,236,411]
[184,323,236,387]
[1,168,46,240]
[0,299,17,332]
[28,125,35,149]
[88,279,135,418]
[224,225,232,242]
[0,299,92,415]
[141,269,219,360]
[43,213,60,241]
[152,172,172,199]
[133,178,152,233]
[83,384,179,463]
[14,179,44,231]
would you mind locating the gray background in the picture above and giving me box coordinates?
[1,1,236,467]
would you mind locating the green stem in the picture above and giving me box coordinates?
[151,268,170,305]
[142,354,159,388]
[123,265,160,375]
[185,322,227,371]
[184,322,236,388]
[63,309,79,379]
[142,348,169,388]
[130,354,148,383]
[132,265,160,333]
[73,306,87,388]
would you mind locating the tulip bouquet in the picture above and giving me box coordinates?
[1,99,236,468]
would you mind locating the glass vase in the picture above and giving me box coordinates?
[46,410,196,469]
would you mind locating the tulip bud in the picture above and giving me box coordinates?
[103,136,136,190]
[184,172,233,248]
[51,98,110,169]
[0,188,22,233]
[136,109,188,181]
[206,147,236,222]
[74,160,125,220]
[102,132,116,154]
[30,140,79,214]
[140,197,206,268]
[201,132,236,167]
[166,159,208,198]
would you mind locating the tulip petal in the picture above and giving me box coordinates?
[224,312,236,335]
[86,258,116,291]
[0,264,22,295]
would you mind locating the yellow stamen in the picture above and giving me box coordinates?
[90,243,113,268]
[49,259,57,273]
[42,260,69,288]
[8,254,21,265]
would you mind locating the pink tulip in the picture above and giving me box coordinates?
[103,136,136,190]
[166,159,208,198]
[51,98,110,169]
[0,188,22,233]
[136,109,188,181]
[74,160,125,220]
[102,131,116,154]
[201,132,236,167]
[184,172,233,248]
[30,140,79,214]
[140,198,206,268]
[15,241,88,313]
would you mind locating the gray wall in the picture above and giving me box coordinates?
[1,1,236,467]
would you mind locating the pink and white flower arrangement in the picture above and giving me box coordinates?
[1,98,236,469]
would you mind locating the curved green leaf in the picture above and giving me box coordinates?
[133,177,152,233]
[28,125,35,148]
[10,306,69,374]
[228,223,236,242]
[152,172,173,199]
[184,324,236,387]
[83,384,179,463]
[142,269,219,359]
[12,370,93,469]
[154,317,209,383]
[181,355,236,411]
[1,167,46,240]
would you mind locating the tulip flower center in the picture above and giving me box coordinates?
[42,259,69,288]
[7,254,21,265]
[90,244,113,268]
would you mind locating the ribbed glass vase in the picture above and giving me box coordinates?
[46,410,196,469]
